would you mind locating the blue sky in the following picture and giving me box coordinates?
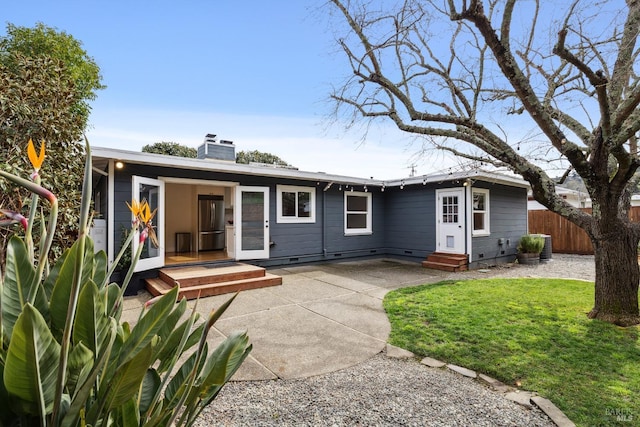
[3,1,432,179]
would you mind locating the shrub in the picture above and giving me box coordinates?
[0,139,251,426]
[517,234,545,254]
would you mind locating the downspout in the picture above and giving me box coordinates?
[465,180,473,263]
[322,183,331,257]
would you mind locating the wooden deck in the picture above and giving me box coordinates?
[164,250,232,266]
[145,262,282,300]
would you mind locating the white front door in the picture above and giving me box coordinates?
[436,188,465,254]
[235,186,270,260]
[132,176,165,271]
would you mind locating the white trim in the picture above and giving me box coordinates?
[465,183,473,261]
[93,147,529,190]
[158,176,238,187]
[92,146,374,186]
[107,160,115,264]
[385,170,530,189]
[344,191,372,235]
[235,186,270,259]
[276,185,316,223]
[472,188,490,237]
[435,188,465,254]
[132,176,165,271]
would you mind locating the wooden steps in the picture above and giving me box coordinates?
[422,252,469,272]
[145,263,282,300]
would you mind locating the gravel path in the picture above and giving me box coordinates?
[199,355,555,427]
[195,254,595,426]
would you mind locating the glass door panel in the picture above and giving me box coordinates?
[132,176,165,271]
[235,186,269,259]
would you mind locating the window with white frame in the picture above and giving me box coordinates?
[472,188,490,236]
[276,185,315,223]
[344,191,372,235]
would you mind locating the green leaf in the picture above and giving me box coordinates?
[149,297,188,367]
[150,296,187,353]
[199,331,251,398]
[105,282,122,321]
[61,317,116,427]
[163,349,203,411]
[48,241,80,337]
[4,303,61,417]
[104,339,155,410]
[92,248,108,290]
[73,279,111,357]
[155,320,204,374]
[139,369,161,415]
[66,341,93,398]
[2,236,37,340]
[42,248,69,300]
[115,398,140,427]
[0,362,16,425]
[49,238,96,338]
[117,286,178,368]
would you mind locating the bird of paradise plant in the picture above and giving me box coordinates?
[0,138,251,426]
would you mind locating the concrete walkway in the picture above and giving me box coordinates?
[122,258,451,380]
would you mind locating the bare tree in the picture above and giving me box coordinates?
[327,0,640,325]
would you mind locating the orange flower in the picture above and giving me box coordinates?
[139,201,157,225]
[27,138,45,171]
[126,199,143,219]
[127,199,159,247]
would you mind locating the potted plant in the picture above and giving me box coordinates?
[517,234,545,265]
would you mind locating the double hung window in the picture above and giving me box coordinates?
[472,189,490,236]
[344,191,372,235]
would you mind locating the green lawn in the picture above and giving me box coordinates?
[383,278,639,427]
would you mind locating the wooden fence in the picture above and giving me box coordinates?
[528,207,640,254]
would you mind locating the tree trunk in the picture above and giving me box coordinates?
[588,228,640,326]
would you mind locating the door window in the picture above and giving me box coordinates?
[132,176,165,271]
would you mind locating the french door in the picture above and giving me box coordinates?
[132,176,165,271]
[235,186,270,260]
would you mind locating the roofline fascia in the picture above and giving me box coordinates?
[92,146,380,186]
[92,146,529,189]
[381,170,530,189]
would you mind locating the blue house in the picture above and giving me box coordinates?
[90,138,528,295]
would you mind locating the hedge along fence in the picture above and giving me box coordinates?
[528,207,640,255]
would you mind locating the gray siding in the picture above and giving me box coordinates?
[470,183,527,267]
[322,188,386,256]
[267,186,324,261]
[108,163,527,276]
[110,164,386,268]
[383,184,437,260]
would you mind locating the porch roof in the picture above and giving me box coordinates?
[91,146,529,189]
